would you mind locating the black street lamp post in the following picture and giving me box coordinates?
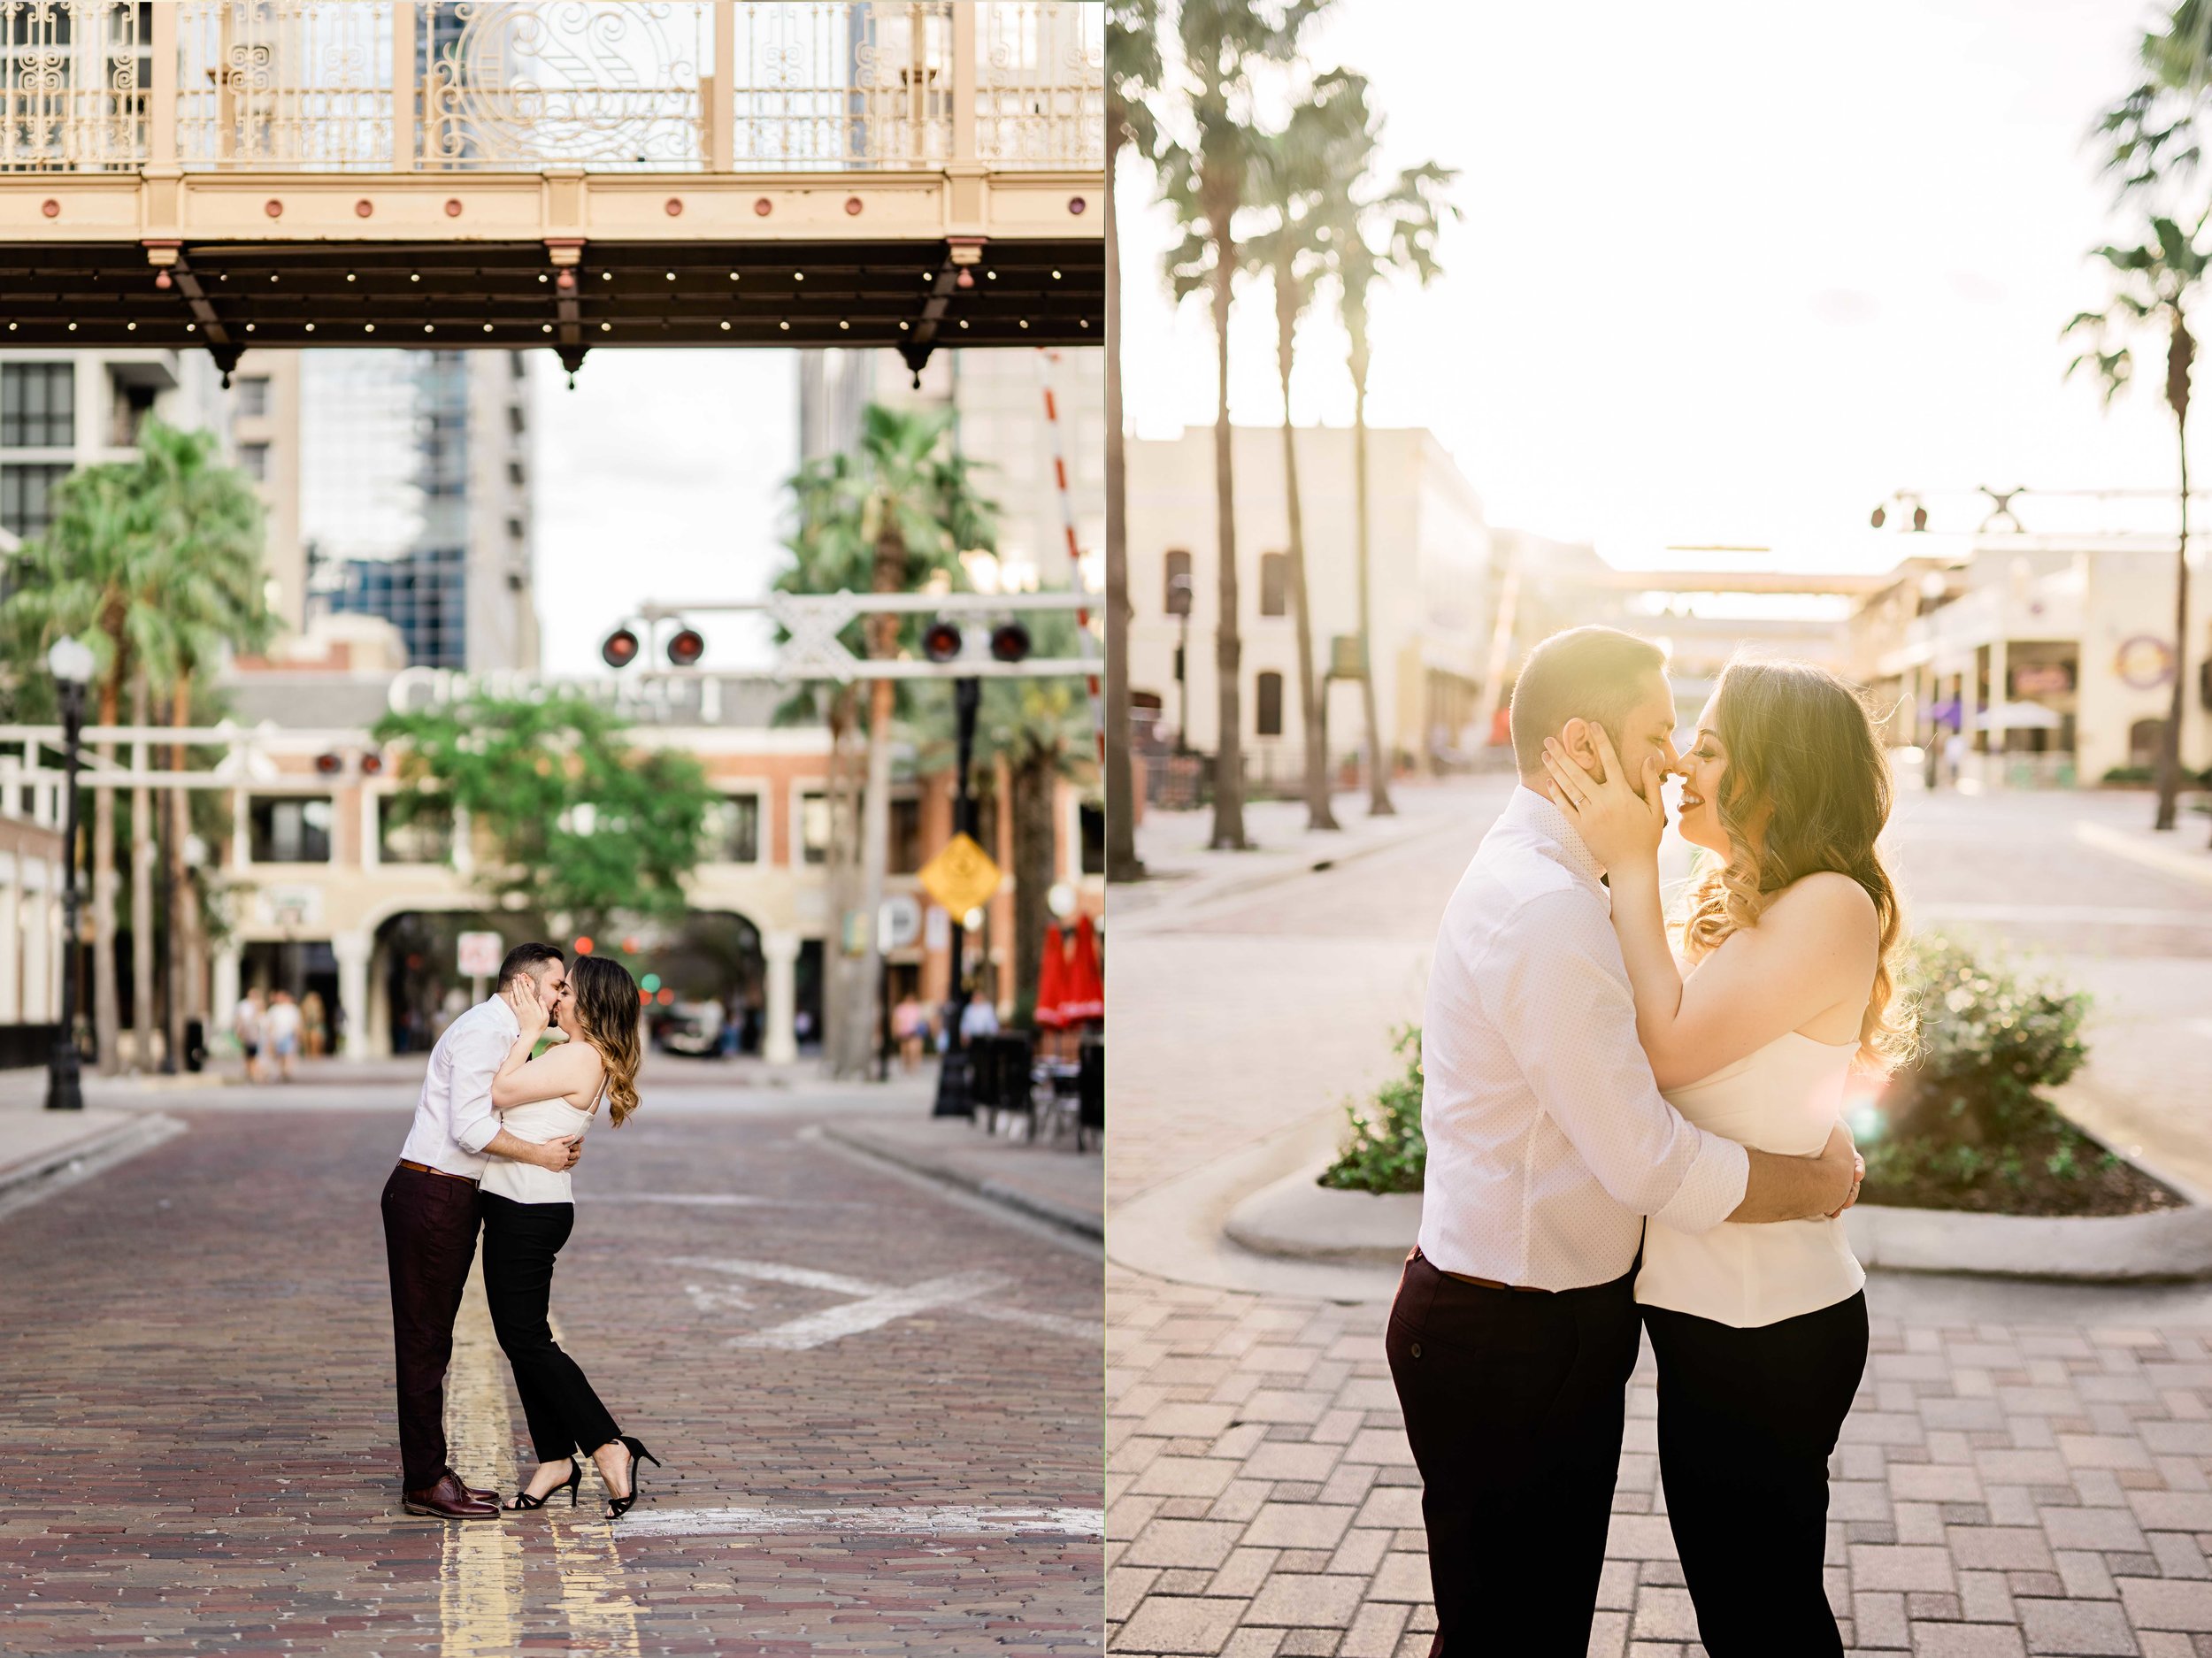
[931,674,982,1118]
[46,635,94,1111]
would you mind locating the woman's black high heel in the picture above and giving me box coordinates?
[604,1436,660,1519]
[503,1458,582,1511]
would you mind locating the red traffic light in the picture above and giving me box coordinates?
[602,627,640,669]
[923,620,963,663]
[358,750,383,776]
[314,752,342,776]
[989,620,1032,663]
[666,626,705,667]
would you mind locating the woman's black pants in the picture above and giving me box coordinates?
[1641,1290,1870,1658]
[479,1193,622,1463]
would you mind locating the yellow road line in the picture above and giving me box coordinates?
[437,1255,642,1656]
[548,1307,642,1654]
[439,1258,524,1658]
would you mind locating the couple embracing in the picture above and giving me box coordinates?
[380,942,662,1521]
[1391,626,1909,1656]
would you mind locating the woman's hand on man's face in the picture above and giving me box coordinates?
[1540,725,1667,871]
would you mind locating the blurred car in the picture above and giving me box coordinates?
[652,999,726,1057]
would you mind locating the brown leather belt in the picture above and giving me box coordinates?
[398,1159,478,1186]
[1413,1248,1552,1294]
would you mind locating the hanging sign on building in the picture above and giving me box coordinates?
[2116,635,2177,691]
[918,833,1002,923]
[457,932,504,979]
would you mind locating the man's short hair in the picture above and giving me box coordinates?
[1508,626,1669,773]
[496,942,565,992]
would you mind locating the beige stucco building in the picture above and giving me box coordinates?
[1122,425,1494,785]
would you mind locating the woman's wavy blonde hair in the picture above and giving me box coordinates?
[1678,656,1913,1071]
[567,954,643,1125]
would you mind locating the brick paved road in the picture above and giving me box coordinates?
[0,1097,1102,1655]
[1109,780,2212,1657]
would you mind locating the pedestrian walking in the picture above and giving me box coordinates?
[380,943,582,1520]
[301,990,328,1059]
[265,990,303,1083]
[233,987,265,1084]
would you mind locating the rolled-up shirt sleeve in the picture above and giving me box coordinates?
[449,1023,511,1156]
[1479,890,1748,1234]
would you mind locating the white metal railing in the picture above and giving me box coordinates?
[0,0,146,171]
[1,0,1100,174]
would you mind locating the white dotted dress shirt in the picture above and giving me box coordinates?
[1416,787,1750,1291]
[397,995,522,1179]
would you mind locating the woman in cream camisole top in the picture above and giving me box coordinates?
[1540,656,1909,1658]
[478,952,662,1520]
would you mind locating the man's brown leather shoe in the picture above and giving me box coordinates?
[403,1470,500,1520]
[448,1469,500,1505]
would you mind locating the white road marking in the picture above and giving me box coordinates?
[729,1269,1010,1351]
[614,1505,1104,1540]
[667,1254,1094,1350]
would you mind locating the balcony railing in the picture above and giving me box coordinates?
[0,1,1101,174]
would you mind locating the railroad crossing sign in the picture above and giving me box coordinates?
[918,833,1002,921]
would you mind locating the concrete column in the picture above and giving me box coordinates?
[332,933,371,1059]
[18,879,45,1028]
[231,788,250,872]
[212,945,241,1032]
[0,853,19,1025]
[365,938,392,1058]
[763,930,800,1065]
[46,858,63,1024]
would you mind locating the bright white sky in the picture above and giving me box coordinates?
[1119,0,2187,572]
[532,349,796,676]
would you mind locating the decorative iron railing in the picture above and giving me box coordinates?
[0,0,1099,174]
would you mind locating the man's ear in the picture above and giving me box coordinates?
[1558,718,1605,783]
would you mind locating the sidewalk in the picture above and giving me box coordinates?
[824,1110,1103,1240]
[1113,780,1509,937]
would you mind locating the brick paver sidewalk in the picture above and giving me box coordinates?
[1110,1263,2212,1657]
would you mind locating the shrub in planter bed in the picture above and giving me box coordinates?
[1318,1025,1425,1195]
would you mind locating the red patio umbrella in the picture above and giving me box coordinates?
[1034,921,1068,1029]
[1060,913,1103,1025]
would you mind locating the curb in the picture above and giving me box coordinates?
[818,1123,1102,1242]
[1116,808,1472,937]
[0,1112,188,1221]
[2075,818,2212,893]
[1225,1153,2212,1283]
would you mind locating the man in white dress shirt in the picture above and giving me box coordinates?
[1386,627,1861,1655]
[380,942,581,1520]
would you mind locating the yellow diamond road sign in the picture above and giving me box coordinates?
[918,833,1002,920]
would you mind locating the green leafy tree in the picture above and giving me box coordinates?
[780,403,995,1078]
[1312,86,1458,815]
[373,691,716,936]
[0,422,271,1071]
[1105,0,1162,880]
[1156,0,1333,851]
[2064,213,2208,833]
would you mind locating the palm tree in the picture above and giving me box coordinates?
[1241,73,1367,833]
[783,404,995,1078]
[915,609,1094,1026]
[1104,0,1160,880]
[2066,215,2208,832]
[1156,0,1333,851]
[1,423,270,1071]
[134,424,273,1067]
[3,461,157,1071]
[2095,3,2212,836]
[1314,91,1458,816]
